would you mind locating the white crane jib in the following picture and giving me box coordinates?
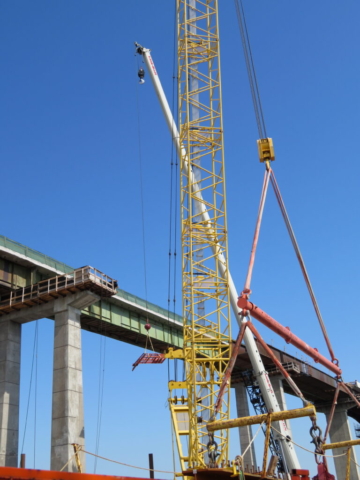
[134,43,300,472]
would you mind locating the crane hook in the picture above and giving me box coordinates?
[138,67,145,84]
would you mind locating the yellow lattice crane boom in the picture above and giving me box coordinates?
[135,0,232,472]
[176,0,231,470]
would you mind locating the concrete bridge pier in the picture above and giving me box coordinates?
[235,382,257,469]
[272,375,294,439]
[0,320,21,467]
[51,293,99,473]
[318,403,360,480]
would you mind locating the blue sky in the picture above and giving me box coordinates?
[1,0,360,477]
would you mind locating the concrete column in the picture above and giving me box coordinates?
[272,375,294,439]
[51,305,85,472]
[0,320,21,467]
[320,404,359,480]
[234,382,257,469]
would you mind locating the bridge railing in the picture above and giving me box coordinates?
[0,266,118,310]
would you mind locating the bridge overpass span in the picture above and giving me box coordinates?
[0,235,358,474]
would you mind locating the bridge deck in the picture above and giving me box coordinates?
[0,266,117,315]
[0,234,359,420]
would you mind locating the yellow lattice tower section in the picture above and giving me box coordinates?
[172,0,231,470]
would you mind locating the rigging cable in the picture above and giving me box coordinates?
[164,1,180,385]
[134,56,150,316]
[94,334,106,473]
[20,321,38,462]
[33,320,38,467]
[234,0,267,139]
[234,0,338,366]
[172,0,179,323]
[234,4,343,468]
[167,0,179,324]
[173,6,180,384]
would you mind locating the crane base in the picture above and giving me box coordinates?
[182,467,291,480]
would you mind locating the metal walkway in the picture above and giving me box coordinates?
[0,266,117,315]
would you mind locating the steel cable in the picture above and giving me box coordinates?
[234,0,266,139]
[94,335,106,473]
[20,321,38,464]
[134,57,149,313]
[167,0,179,333]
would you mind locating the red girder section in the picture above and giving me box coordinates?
[132,353,165,371]
[237,296,342,377]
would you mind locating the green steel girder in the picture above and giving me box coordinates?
[81,292,183,352]
[0,235,183,351]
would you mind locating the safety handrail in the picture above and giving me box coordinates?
[0,266,117,308]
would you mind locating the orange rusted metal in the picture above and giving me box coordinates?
[132,353,165,370]
[291,469,310,480]
[237,296,342,377]
[0,467,158,480]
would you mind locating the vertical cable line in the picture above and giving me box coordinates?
[94,334,106,473]
[239,0,267,138]
[20,322,38,462]
[167,2,177,318]
[167,0,179,329]
[173,0,180,383]
[135,57,149,311]
[234,0,337,365]
[33,321,38,467]
[234,0,267,139]
[172,0,179,325]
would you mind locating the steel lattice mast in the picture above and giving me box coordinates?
[178,0,231,468]
[135,2,300,473]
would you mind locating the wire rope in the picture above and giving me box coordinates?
[271,426,348,459]
[167,0,179,325]
[94,335,106,473]
[163,0,180,386]
[79,447,177,474]
[33,320,38,467]
[234,0,338,366]
[172,0,179,324]
[172,0,181,383]
[233,2,342,465]
[134,57,149,313]
[239,0,267,138]
[20,321,38,461]
[234,0,266,139]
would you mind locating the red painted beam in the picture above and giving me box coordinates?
[237,297,342,377]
